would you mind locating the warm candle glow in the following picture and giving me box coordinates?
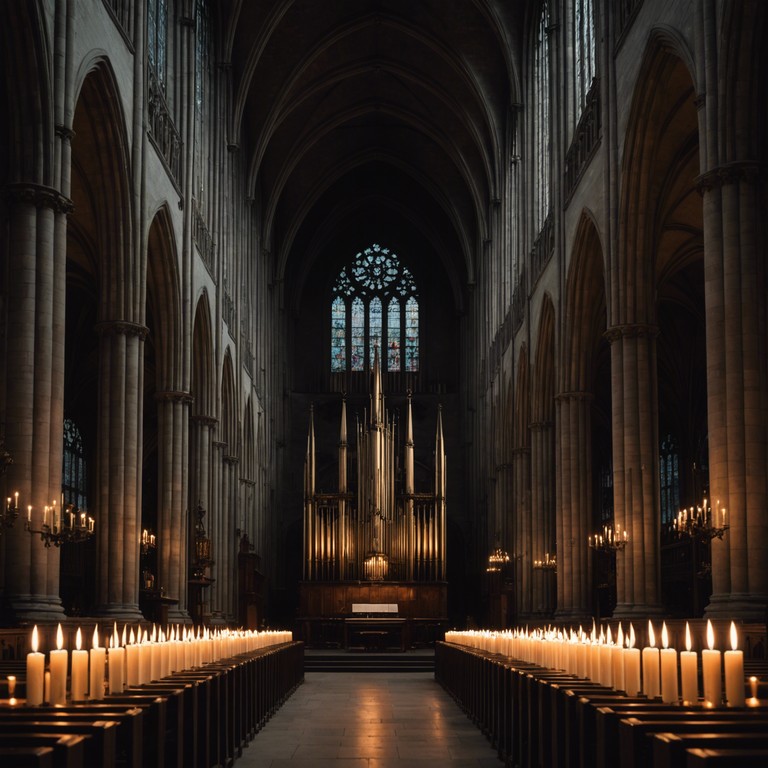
[707,619,715,650]
[730,620,738,651]
[661,622,669,650]
[56,623,63,650]
[685,621,692,652]
[629,623,636,649]
[648,620,656,648]
[31,625,39,653]
[93,625,100,649]
[113,622,120,648]
[76,627,82,651]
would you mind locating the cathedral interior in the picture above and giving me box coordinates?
[0,0,766,648]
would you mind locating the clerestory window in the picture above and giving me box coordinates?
[62,417,88,510]
[331,244,419,373]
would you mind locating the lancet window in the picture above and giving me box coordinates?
[62,418,88,510]
[330,244,419,373]
[659,434,680,525]
[147,0,168,90]
[573,0,596,117]
[533,0,551,234]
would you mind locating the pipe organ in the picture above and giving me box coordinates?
[302,350,447,584]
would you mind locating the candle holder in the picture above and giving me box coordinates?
[533,552,557,571]
[671,497,729,542]
[141,528,157,555]
[25,502,95,547]
[1,492,20,534]
[588,524,629,553]
[486,546,511,573]
[190,502,214,580]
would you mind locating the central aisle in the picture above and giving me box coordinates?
[235,671,503,767]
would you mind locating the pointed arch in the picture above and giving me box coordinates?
[192,292,215,418]
[221,350,238,456]
[532,295,556,423]
[513,345,530,449]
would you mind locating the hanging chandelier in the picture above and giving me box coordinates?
[25,500,95,547]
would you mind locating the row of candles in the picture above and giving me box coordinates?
[6,492,95,534]
[446,619,750,708]
[20,623,292,706]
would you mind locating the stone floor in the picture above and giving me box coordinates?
[235,671,503,767]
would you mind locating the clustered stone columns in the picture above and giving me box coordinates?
[530,420,555,615]
[607,323,663,618]
[512,447,531,616]
[2,183,72,622]
[700,162,768,621]
[554,391,592,621]
[94,320,148,621]
[155,390,193,622]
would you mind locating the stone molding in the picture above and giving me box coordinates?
[603,323,659,343]
[5,182,74,214]
[155,390,194,405]
[696,161,762,194]
[95,320,149,340]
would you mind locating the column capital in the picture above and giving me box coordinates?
[696,161,762,194]
[5,182,74,214]
[95,320,149,339]
[191,414,218,427]
[223,454,239,465]
[155,390,194,405]
[529,420,553,431]
[555,390,593,403]
[603,323,659,343]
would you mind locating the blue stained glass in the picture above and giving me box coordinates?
[331,297,346,372]
[405,297,419,372]
[351,297,365,371]
[369,298,382,366]
[387,299,400,371]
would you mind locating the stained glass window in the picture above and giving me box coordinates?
[62,418,88,510]
[148,0,168,89]
[351,297,365,372]
[574,0,596,116]
[534,1,550,233]
[331,297,346,372]
[659,434,680,525]
[387,299,400,371]
[405,297,419,372]
[369,298,382,366]
[330,244,418,373]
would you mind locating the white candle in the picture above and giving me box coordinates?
[612,624,625,692]
[702,619,722,707]
[623,623,641,697]
[44,671,51,704]
[89,625,106,700]
[642,621,660,699]
[126,628,140,687]
[25,625,45,706]
[109,623,125,694]
[149,625,160,681]
[659,622,678,704]
[138,631,151,684]
[70,628,89,701]
[599,628,612,687]
[680,621,698,705]
[49,623,68,707]
[724,621,745,707]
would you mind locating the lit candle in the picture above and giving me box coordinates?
[89,625,106,700]
[748,676,759,707]
[724,621,745,707]
[49,623,68,706]
[659,622,678,704]
[149,625,160,681]
[623,623,641,697]
[70,627,89,701]
[612,624,625,691]
[642,621,660,699]
[25,625,45,706]
[108,623,125,694]
[599,627,612,687]
[126,628,139,687]
[702,619,722,707]
[138,630,151,684]
[680,621,698,705]
[7,675,16,704]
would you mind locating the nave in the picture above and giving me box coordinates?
[237,668,501,768]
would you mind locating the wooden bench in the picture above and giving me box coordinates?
[652,731,768,768]
[686,747,768,767]
[0,745,55,767]
[0,733,87,768]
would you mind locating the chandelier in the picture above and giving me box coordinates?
[1,492,20,534]
[533,552,557,571]
[25,501,95,547]
[588,523,628,553]
[486,546,511,573]
[672,497,729,542]
[141,528,157,555]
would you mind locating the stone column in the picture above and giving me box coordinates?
[222,454,239,621]
[512,446,531,617]
[2,184,72,622]
[155,391,192,622]
[208,439,225,618]
[555,391,593,621]
[700,163,768,620]
[94,320,147,621]
[530,420,555,615]
[607,324,663,618]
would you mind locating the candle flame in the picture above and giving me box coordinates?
[113,622,120,648]
[617,623,624,647]
[607,625,613,644]
[76,627,82,651]
[706,619,715,650]
[629,623,636,649]
[661,621,669,650]
[730,620,738,651]
[685,621,692,652]
[93,625,100,649]
[56,623,64,651]
[31,625,39,653]
[648,620,656,648]
[122,625,127,646]
[129,627,135,644]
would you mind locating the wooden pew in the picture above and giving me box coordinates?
[0,733,87,768]
[0,745,55,767]
[652,731,768,768]
[685,747,768,767]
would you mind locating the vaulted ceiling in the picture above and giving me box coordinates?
[221,0,523,313]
